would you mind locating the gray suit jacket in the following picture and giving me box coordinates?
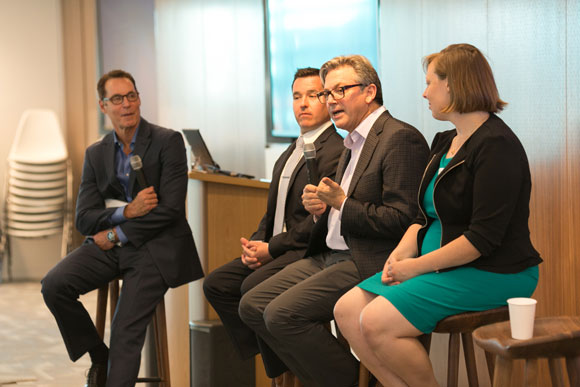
[75,118,204,287]
[305,110,429,279]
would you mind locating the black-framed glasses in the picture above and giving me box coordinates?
[103,91,140,105]
[316,84,364,103]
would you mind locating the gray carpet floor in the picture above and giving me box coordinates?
[0,281,101,387]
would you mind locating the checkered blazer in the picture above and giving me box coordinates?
[305,110,429,279]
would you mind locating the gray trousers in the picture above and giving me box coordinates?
[41,242,168,387]
[239,251,361,387]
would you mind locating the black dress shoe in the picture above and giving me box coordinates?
[85,363,107,387]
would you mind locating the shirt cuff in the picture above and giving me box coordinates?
[115,226,129,245]
[110,206,127,226]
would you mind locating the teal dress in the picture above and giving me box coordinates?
[357,154,538,333]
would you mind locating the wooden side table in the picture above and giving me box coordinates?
[473,316,580,387]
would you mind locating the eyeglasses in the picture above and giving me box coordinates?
[102,91,139,105]
[316,84,364,103]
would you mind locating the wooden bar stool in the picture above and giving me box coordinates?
[359,307,509,387]
[473,316,580,387]
[95,279,171,387]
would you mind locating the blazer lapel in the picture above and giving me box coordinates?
[103,134,125,198]
[345,111,389,196]
[128,119,152,197]
[335,148,351,183]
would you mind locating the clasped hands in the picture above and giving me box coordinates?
[302,177,346,217]
[381,254,423,285]
[94,186,158,251]
[240,237,272,270]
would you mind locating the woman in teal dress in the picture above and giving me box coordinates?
[333,43,542,386]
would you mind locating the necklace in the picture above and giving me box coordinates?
[447,136,462,157]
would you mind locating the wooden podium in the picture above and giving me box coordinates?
[188,170,271,387]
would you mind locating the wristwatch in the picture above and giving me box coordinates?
[106,229,117,244]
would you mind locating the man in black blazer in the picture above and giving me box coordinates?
[239,56,430,387]
[41,70,203,387]
[203,68,344,381]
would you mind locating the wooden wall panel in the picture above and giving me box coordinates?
[567,0,580,317]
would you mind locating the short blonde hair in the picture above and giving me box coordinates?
[320,55,383,105]
[423,44,506,113]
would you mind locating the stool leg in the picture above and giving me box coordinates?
[447,333,460,387]
[566,355,580,387]
[419,333,432,353]
[484,351,495,384]
[153,298,171,387]
[548,358,565,387]
[109,279,120,324]
[359,363,370,387]
[96,286,109,340]
[524,358,538,387]
[492,356,512,387]
[461,332,479,387]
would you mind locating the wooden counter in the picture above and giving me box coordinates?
[188,170,271,387]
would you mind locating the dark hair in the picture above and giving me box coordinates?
[423,44,507,113]
[320,55,383,105]
[292,67,321,89]
[97,69,138,100]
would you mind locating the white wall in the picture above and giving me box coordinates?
[0,0,66,280]
[155,0,268,180]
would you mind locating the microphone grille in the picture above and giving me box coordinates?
[130,155,143,170]
[303,142,316,159]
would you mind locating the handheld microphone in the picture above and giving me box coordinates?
[303,142,319,185]
[130,155,149,189]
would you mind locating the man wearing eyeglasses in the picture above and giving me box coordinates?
[203,67,344,385]
[41,69,203,387]
[240,55,429,386]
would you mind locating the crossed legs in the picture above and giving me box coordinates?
[334,287,438,387]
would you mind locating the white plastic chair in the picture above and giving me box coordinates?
[1,110,73,281]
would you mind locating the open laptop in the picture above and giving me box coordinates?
[182,129,254,179]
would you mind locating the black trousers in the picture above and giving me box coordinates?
[41,242,167,387]
[203,252,301,378]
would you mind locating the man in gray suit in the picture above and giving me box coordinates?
[203,67,344,383]
[239,55,429,387]
[41,69,203,387]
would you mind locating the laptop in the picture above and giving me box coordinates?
[182,129,254,179]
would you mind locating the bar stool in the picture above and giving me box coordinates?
[473,316,580,387]
[95,279,171,387]
[359,307,509,387]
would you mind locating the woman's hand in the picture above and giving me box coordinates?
[382,256,422,284]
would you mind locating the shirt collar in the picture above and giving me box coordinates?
[301,120,331,144]
[113,126,140,151]
[344,106,386,149]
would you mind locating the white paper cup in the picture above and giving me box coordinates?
[507,297,537,340]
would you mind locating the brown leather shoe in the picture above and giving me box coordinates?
[85,363,107,387]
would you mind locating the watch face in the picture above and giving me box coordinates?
[107,231,115,242]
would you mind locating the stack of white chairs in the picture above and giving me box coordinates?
[0,109,72,280]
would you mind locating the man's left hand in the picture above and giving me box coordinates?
[93,229,115,251]
[316,177,346,210]
[241,240,273,270]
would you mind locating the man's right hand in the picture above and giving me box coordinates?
[302,184,327,217]
[124,186,158,219]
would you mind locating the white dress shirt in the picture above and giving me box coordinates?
[326,106,386,250]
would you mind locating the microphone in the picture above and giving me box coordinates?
[303,142,319,185]
[130,155,149,189]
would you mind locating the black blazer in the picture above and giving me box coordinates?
[251,124,344,260]
[306,110,430,279]
[75,118,204,287]
[414,113,542,273]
